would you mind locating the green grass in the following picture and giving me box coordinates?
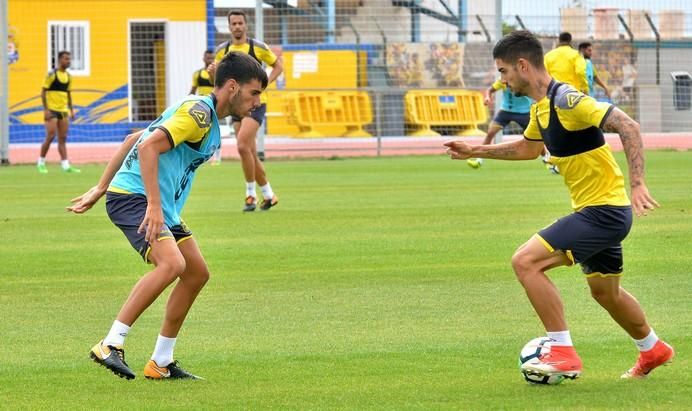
[0,152,690,410]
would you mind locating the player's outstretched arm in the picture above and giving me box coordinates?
[602,108,659,216]
[444,138,543,161]
[66,130,143,214]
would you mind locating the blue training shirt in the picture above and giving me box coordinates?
[109,94,221,227]
[585,59,595,95]
[492,79,533,114]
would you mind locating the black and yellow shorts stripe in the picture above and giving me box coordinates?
[537,205,633,275]
[105,192,192,263]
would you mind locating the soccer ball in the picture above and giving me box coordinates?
[518,337,564,385]
[466,158,482,169]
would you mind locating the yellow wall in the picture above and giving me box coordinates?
[8,0,205,123]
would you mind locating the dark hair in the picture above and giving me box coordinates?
[228,9,247,23]
[215,51,268,89]
[492,30,544,68]
[558,32,572,43]
[57,50,71,59]
[204,49,214,55]
[578,42,592,51]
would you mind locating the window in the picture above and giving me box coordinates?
[47,21,90,76]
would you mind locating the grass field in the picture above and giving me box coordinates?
[1,152,690,410]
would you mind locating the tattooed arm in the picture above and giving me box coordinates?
[444,138,544,161]
[602,108,659,216]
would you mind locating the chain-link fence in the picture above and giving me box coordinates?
[3,1,692,163]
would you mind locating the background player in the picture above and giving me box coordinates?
[467,77,545,169]
[544,32,588,94]
[578,42,611,100]
[189,49,220,164]
[37,51,80,174]
[209,9,283,212]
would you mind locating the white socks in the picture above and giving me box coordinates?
[37,157,46,166]
[547,330,573,347]
[103,320,131,347]
[61,159,71,170]
[102,322,178,367]
[151,335,177,367]
[248,181,274,199]
[634,329,658,352]
[261,183,274,199]
[246,181,256,198]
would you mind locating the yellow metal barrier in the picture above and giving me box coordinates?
[282,91,373,138]
[404,90,488,137]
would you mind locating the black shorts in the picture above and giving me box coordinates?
[491,110,529,131]
[537,205,633,275]
[47,110,68,120]
[231,103,266,126]
[105,192,192,263]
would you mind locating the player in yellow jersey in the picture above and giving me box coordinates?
[209,10,284,212]
[445,31,674,382]
[37,51,80,173]
[189,49,215,97]
[544,32,588,94]
[190,50,219,164]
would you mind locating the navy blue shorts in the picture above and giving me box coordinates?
[105,192,192,263]
[231,103,266,126]
[491,110,530,131]
[47,110,68,120]
[537,205,633,275]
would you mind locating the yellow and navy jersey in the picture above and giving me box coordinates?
[159,99,213,149]
[544,45,588,94]
[191,68,214,96]
[215,38,276,104]
[524,81,628,211]
[42,69,71,112]
[214,38,277,66]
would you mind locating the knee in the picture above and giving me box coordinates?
[236,138,253,155]
[195,267,210,287]
[511,249,534,283]
[160,255,187,279]
[590,286,619,307]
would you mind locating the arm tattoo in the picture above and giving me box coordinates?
[479,139,539,160]
[603,108,645,188]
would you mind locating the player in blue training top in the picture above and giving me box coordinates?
[578,42,611,100]
[445,31,673,382]
[67,52,268,381]
[467,78,538,169]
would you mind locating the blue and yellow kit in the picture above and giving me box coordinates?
[109,94,221,227]
[492,79,533,114]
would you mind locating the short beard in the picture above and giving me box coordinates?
[510,78,530,97]
[228,90,244,118]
